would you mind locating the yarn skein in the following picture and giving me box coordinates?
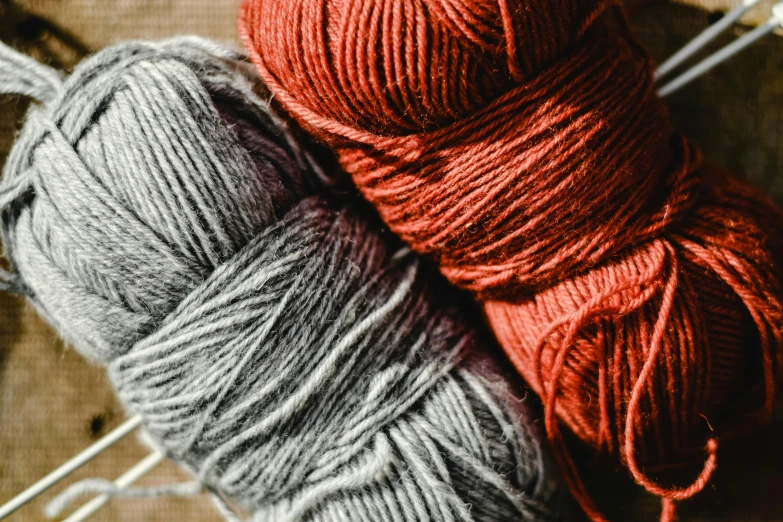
[241,1,783,519]
[0,38,561,522]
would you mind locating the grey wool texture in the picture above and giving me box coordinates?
[0,38,561,521]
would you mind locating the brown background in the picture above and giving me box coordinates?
[0,1,782,521]
[678,0,781,27]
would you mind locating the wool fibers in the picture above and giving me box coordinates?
[0,38,560,521]
[241,1,783,520]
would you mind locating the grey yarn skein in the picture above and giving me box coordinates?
[0,38,560,521]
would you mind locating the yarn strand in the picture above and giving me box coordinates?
[242,1,783,519]
[0,38,561,522]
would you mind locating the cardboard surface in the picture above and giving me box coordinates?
[0,1,782,521]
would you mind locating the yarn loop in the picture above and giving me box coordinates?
[242,1,783,519]
[0,39,560,521]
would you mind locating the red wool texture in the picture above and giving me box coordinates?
[241,1,783,519]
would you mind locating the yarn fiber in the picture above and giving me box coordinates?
[241,0,783,519]
[0,39,559,521]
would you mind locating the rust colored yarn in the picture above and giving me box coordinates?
[241,0,783,519]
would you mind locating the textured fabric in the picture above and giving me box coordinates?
[673,0,781,27]
[1,1,783,522]
[0,4,239,521]
[15,0,244,49]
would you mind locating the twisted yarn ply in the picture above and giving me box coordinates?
[241,0,783,519]
[0,39,560,521]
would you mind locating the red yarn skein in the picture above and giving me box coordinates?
[241,1,783,519]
